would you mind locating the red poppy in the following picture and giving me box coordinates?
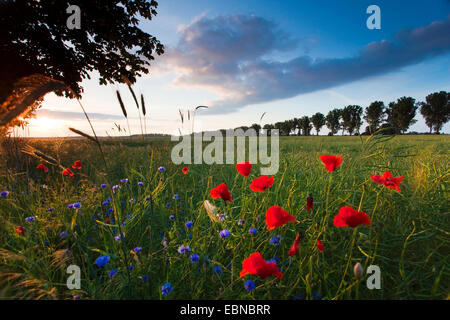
[182,167,189,175]
[370,171,404,192]
[265,205,296,230]
[210,183,233,202]
[36,163,49,173]
[319,155,342,172]
[333,206,372,228]
[240,252,283,279]
[306,195,313,212]
[236,161,252,177]
[288,234,300,256]
[249,175,274,192]
[105,217,111,224]
[72,160,82,169]
[316,239,324,252]
[16,226,26,235]
[62,168,74,176]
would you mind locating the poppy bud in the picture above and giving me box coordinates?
[353,262,364,280]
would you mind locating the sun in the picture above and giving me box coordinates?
[27,116,64,136]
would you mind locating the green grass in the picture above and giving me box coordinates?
[0,135,449,299]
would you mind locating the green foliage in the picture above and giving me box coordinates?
[420,91,450,134]
[325,109,342,136]
[364,101,385,134]
[386,97,418,134]
[311,112,325,136]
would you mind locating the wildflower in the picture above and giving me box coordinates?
[306,194,314,212]
[112,185,121,193]
[210,183,233,202]
[73,202,81,209]
[36,164,49,173]
[25,216,36,223]
[145,196,151,201]
[182,167,188,175]
[213,266,222,275]
[333,206,372,228]
[60,231,68,238]
[62,168,74,176]
[236,161,252,177]
[128,265,134,270]
[169,215,175,220]
[158,166,165,172]
[114,235,122,242]
[16,226,26,235]
[108,269,118,278]
[72,160,82,169]
[269,235,282,246]
[244,280,256,291]
[240,252,283,279]
[138,182,144,187]
[219,229,231,238]
[354,262,364,280]
[47,207,54,212]
[129,198,135,204]
[134,247,142,254]
[141,275,149,283]
[67,203,74,209]
[166,202,171,207]
[120,178,128,183]
[288,234,300,256]
[190,254,200,263]
[102,199,110,206]
[237,219,245,226]
[161,282,173,296]
[0,190,9,198]
[185,221,193,229]
[95,255,110,267]
[249,227,258,235]
[265,205,296,230]
[319,155,342,172]
[218,213,227,222]
[173,194,179,200]
[370,171,404,192]
[316,239,324,252]
[178,245,191,254]
[100,184,107,188]
[249,175,274,192]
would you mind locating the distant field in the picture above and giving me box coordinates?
[0,135,448,299]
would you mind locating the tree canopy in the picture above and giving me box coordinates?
[420,91,449,134]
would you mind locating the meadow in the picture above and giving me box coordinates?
[0,134,448,299]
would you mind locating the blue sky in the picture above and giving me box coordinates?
[29,0,450,136]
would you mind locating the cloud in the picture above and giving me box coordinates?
[159,14,450,114]
[36,109,125,121]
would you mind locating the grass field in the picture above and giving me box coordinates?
[0,134,449,299]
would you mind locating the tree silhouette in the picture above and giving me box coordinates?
[386,97,417,134]
[325,109,342,136]
[420,91,449,134]
[298,116,312,136]
[311,112,325,135]
[341,105,362,135]
[364,101,385,134]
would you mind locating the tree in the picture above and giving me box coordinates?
[420,91,450,134]
[311,112,325,135]
[386,97,417,134]
[298,116,312,136]
[0,0,164,104]
[250,123,261,135]
[325,109,341,136]
[341,105,363,135]
[364,101,385,134]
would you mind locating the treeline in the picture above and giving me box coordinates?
[236,91,449,136]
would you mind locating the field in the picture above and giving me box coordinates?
[0,134,449,300]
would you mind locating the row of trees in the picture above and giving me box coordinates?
[242,91,449,136]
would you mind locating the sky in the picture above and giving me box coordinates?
[26,0,450,137]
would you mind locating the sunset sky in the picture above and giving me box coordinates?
[27,0,450,137]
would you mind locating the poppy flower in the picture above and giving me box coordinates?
[240,252,283,279]
[306,195,313,212]
[249,175,274,192]
[72,160,82,169]
[210,183,233,202]
[319,155,342,172]
[333,206,372,228]
[16,226,26,235]
[236,161,252,177]
[370,171,404,192]
[182,167,189,175]
[288,234,300,256]
[36,164,48,173]
[265,205,296,230]
[62,168,74,176]
[316,239,324,252]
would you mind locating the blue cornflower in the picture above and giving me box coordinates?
[120,178,128,183]
[138,182,144,187]
[166,202,171,207]
[60,231,68,238]
[188,234,192,239]
[108,269,118,278]
[158,166,165,172]
[129,198,135,204]
[213,266,222,275]
[244,280,256,291]
[141,275,149,283]
[67,203,74,209]
[185,221,193,229]
[95,255,110,267]
[100,184,107,188]
[249,227,258,235]
[173,194,179,200]
[169,215,175,220]
[237,219,245,226]
[145,196,151,201]
[177,245,191,254]
[73,202,81,209]
[161,282,173,296]
[107,208,113,214]
[102,200,109,206]
[25,216,36,222]
[0,190,9,198]
[114,234,122,241]
[112,185,121,192]
[134,247,142,254]
[47,207,54,212]
[190,254,200,263]
[269,235,282,246]
[219,229,231,238]
[44,240,49,246]
[128,265,134,270]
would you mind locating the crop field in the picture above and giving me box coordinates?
[0,134,449,300]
